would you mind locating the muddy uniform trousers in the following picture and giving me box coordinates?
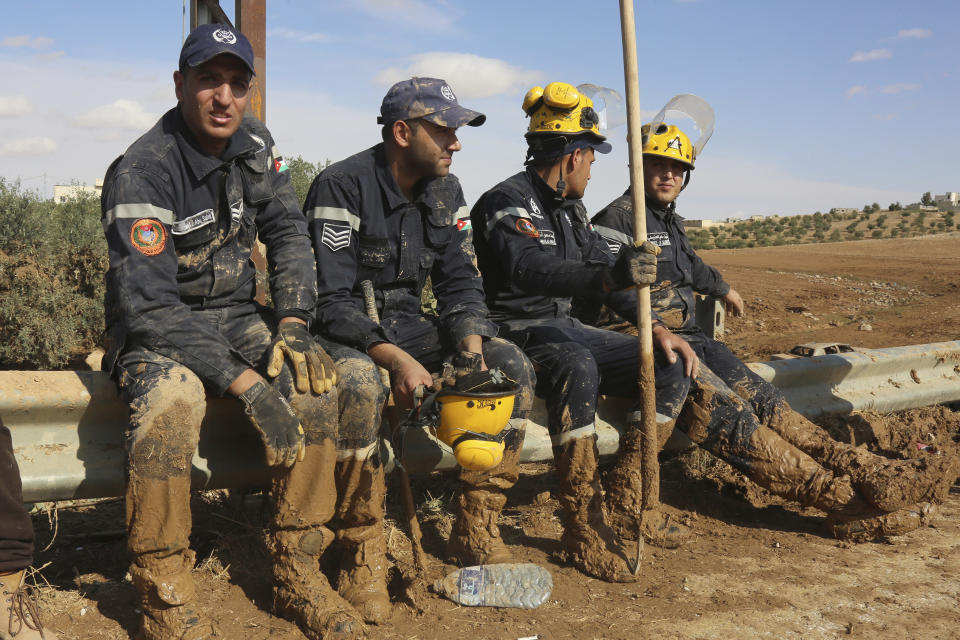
[115,302,385,640]
[671,331,955,539]
[380,312,535,566]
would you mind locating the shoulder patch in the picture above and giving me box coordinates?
[130,218,167,256]
[321,222,352,252]
[456,218,472,231]
[515,218,540,238]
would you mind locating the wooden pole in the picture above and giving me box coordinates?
[618,0,660,562]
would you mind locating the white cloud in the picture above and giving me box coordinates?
[35,51,65,62]
[266,28,329,43]
[849,49,892,63]
[376,53,541,99]
[872,113,896,121]
[72,100,157,131]
[0,95,31,116]
[0,137,56,156]
[846,85,866,97]
[896,28,931,39]
[353,0,456,32]
[880,83,919,94]
[2,35,54,49]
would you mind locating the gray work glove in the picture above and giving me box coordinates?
[266,322,337,394]
[603,240,660,290]
[238,380,305,468]
[434,351,484,390]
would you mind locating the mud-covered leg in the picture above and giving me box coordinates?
[679,365,859,514]
[554,434,639,583]
[326,345,391,625]
[704,339,959,512]
[271,364,366,640]
[447,338,534,566]
[117,350,218,640]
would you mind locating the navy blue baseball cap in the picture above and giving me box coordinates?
[179,24,255,75]
[378,77,485,128]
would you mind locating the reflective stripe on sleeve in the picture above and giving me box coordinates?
[593,224,633,247]
[102,203,175,227]
[306,206,361,232]
[454,205,470,220]
[485,206,531,236]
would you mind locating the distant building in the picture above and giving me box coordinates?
[833,207,858,215]
[934,192,959,207]
[682,219,724,229]
[724,216,742,224]
[53,179,103,203]
[749,215,764,221]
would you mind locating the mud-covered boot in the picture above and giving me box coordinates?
[272,529,366,639]
[764,404,959,511]
[272,441,366,640]
[130,551,217,640]
[743,425,860,513]
[333,450,390,625]
[0,569,59,639]
[827,500,937,542]
[555,435,639,583]
[604,417,690,547]
[446,424,524,566]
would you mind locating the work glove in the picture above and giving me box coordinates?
[266,322,337,394]
[603,240,660,291]
[238,380,306,468]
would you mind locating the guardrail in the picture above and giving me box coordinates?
[4,340,959,503]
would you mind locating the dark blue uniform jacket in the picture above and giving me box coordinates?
[101,107,316,394]
[470,166,637,326]
[591,190,729,333]
[304,144,496,353]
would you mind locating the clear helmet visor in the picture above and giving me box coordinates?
[647,93,715,158]
[576,83,626,132]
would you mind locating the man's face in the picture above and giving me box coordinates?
[643,155,688,206]
[174,54,251,155]
[403,119,462,180]
[564,147,595,199]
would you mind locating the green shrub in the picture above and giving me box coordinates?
[0,179,107,369]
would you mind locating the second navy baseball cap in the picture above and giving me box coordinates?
[378,77,485,128]
[179,24,255,74]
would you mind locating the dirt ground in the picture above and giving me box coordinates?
[29,233,960,639]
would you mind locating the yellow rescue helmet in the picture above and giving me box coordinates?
[431,374,518,471]
[642,123,695,170]
[523,82,606,141]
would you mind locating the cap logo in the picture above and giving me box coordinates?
[667,136,682,152]
[440,84,456,101]
[212,28,237,44]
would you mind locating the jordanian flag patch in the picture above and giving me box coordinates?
[274,156,288,173]
[456,219,472,231]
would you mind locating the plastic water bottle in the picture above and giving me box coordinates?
[434,563,553,609]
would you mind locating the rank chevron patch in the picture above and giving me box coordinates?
[320,222,352,251]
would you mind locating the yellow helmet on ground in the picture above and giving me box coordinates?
[428,371,519,471]
[642,123,695,170]
[523,82,606,140]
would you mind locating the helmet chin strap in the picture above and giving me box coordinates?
[555,158,567,199]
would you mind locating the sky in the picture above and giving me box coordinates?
[0,0,956,220]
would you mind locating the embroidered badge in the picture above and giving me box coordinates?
[538,229,557,246]
[527,197,543,219]
[604,238,622,254]
[441,84,456,101]
[130,218,167,256]
[456,219,472,231]
[274,156,288,173]
[171,209,215,235]
[515,218,540,238]
[321,222,352,251]
[648,231,671,247]
[212,28,237,44]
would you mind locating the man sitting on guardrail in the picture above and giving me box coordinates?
[589,122,959,541]
[303,78,535,581]
[0,417,59,639]
[101,25,383,639]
